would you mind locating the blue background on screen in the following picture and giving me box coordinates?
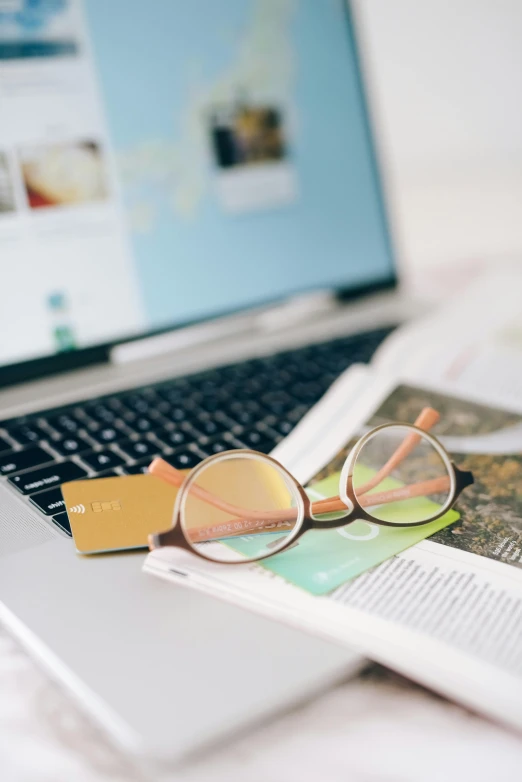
[84,0,394,328]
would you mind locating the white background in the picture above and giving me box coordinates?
[356,0,522,281]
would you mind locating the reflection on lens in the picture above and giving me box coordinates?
[180,452,303,562]
[352,425,452,524]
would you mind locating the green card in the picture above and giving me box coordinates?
[225,465,459,596]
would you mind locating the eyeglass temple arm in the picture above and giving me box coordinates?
[148,407,441,525]
[172,475,454,545]
[354,406,440,497]
[148,457,277,520]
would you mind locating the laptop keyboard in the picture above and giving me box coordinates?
[0,326,394,537]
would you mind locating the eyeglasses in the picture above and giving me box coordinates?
[148,407,474,564]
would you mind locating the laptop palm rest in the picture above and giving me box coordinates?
[0,538,358,761]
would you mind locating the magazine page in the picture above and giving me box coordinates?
[373,267,522,409]
[144,368,522,730]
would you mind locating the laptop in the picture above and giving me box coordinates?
[0,0,414,762]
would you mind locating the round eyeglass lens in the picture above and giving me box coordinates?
[179,452,303,562]
[351,425,453,524]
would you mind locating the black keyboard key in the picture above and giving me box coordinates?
[261,391,295,415]
[106,396,127,411]
[84,403,117,425]
[125,415,159,434]
[290,381,324,403]
[221,360,258,382]
[51,435,92,457]
[87,424,125,445]
[0,436,12,452]
[198,396,224,413]
[52,512,72,536]
[0,446,54,476]
[197,373,222,394]
[30,488,66,516]
[231,399,263,414]
[123,394,153,414]
[192,418,228,438]
[88,424,126,445]
[88,469,120,479]
[9,461,87,495]
[240,379,266,398]
[117,439,158,461]
[121,461,150,475]
[165,449,202,470]
[149,398,173,416]
[270,368,294,387]
[236,431,277,453]
[155,429,189,449]
[164,381,190,399]
[155,392,177,410]
[200,438,231,456]
[47,413,81,435]
[177,422,208,442]
[224,400,265,425]
[165,406,192,424]
[274,420,295,436]
[6,423,47,446]
[80,450,125,471]
[228,409,265,428]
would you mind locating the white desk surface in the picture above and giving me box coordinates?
[2,621,522,782]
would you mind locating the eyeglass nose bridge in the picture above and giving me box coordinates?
[305,475,372,530]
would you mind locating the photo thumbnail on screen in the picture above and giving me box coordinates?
[209,100,288,170]
[0,151,16,213]
[19,140,109,209]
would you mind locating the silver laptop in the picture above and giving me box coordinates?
[0,0,411,762]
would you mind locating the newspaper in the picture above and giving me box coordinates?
[373,266,522,409]
[144,269,522,731]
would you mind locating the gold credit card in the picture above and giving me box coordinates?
[61,474,177,554]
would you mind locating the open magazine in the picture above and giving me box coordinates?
[144,269,522,731]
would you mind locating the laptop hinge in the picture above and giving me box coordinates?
[110,291,337,365]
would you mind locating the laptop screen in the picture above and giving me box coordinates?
[0,0,394,374]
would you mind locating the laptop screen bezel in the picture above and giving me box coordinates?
[0,1,398,390]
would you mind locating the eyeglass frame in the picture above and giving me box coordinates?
[148,418,474,565]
